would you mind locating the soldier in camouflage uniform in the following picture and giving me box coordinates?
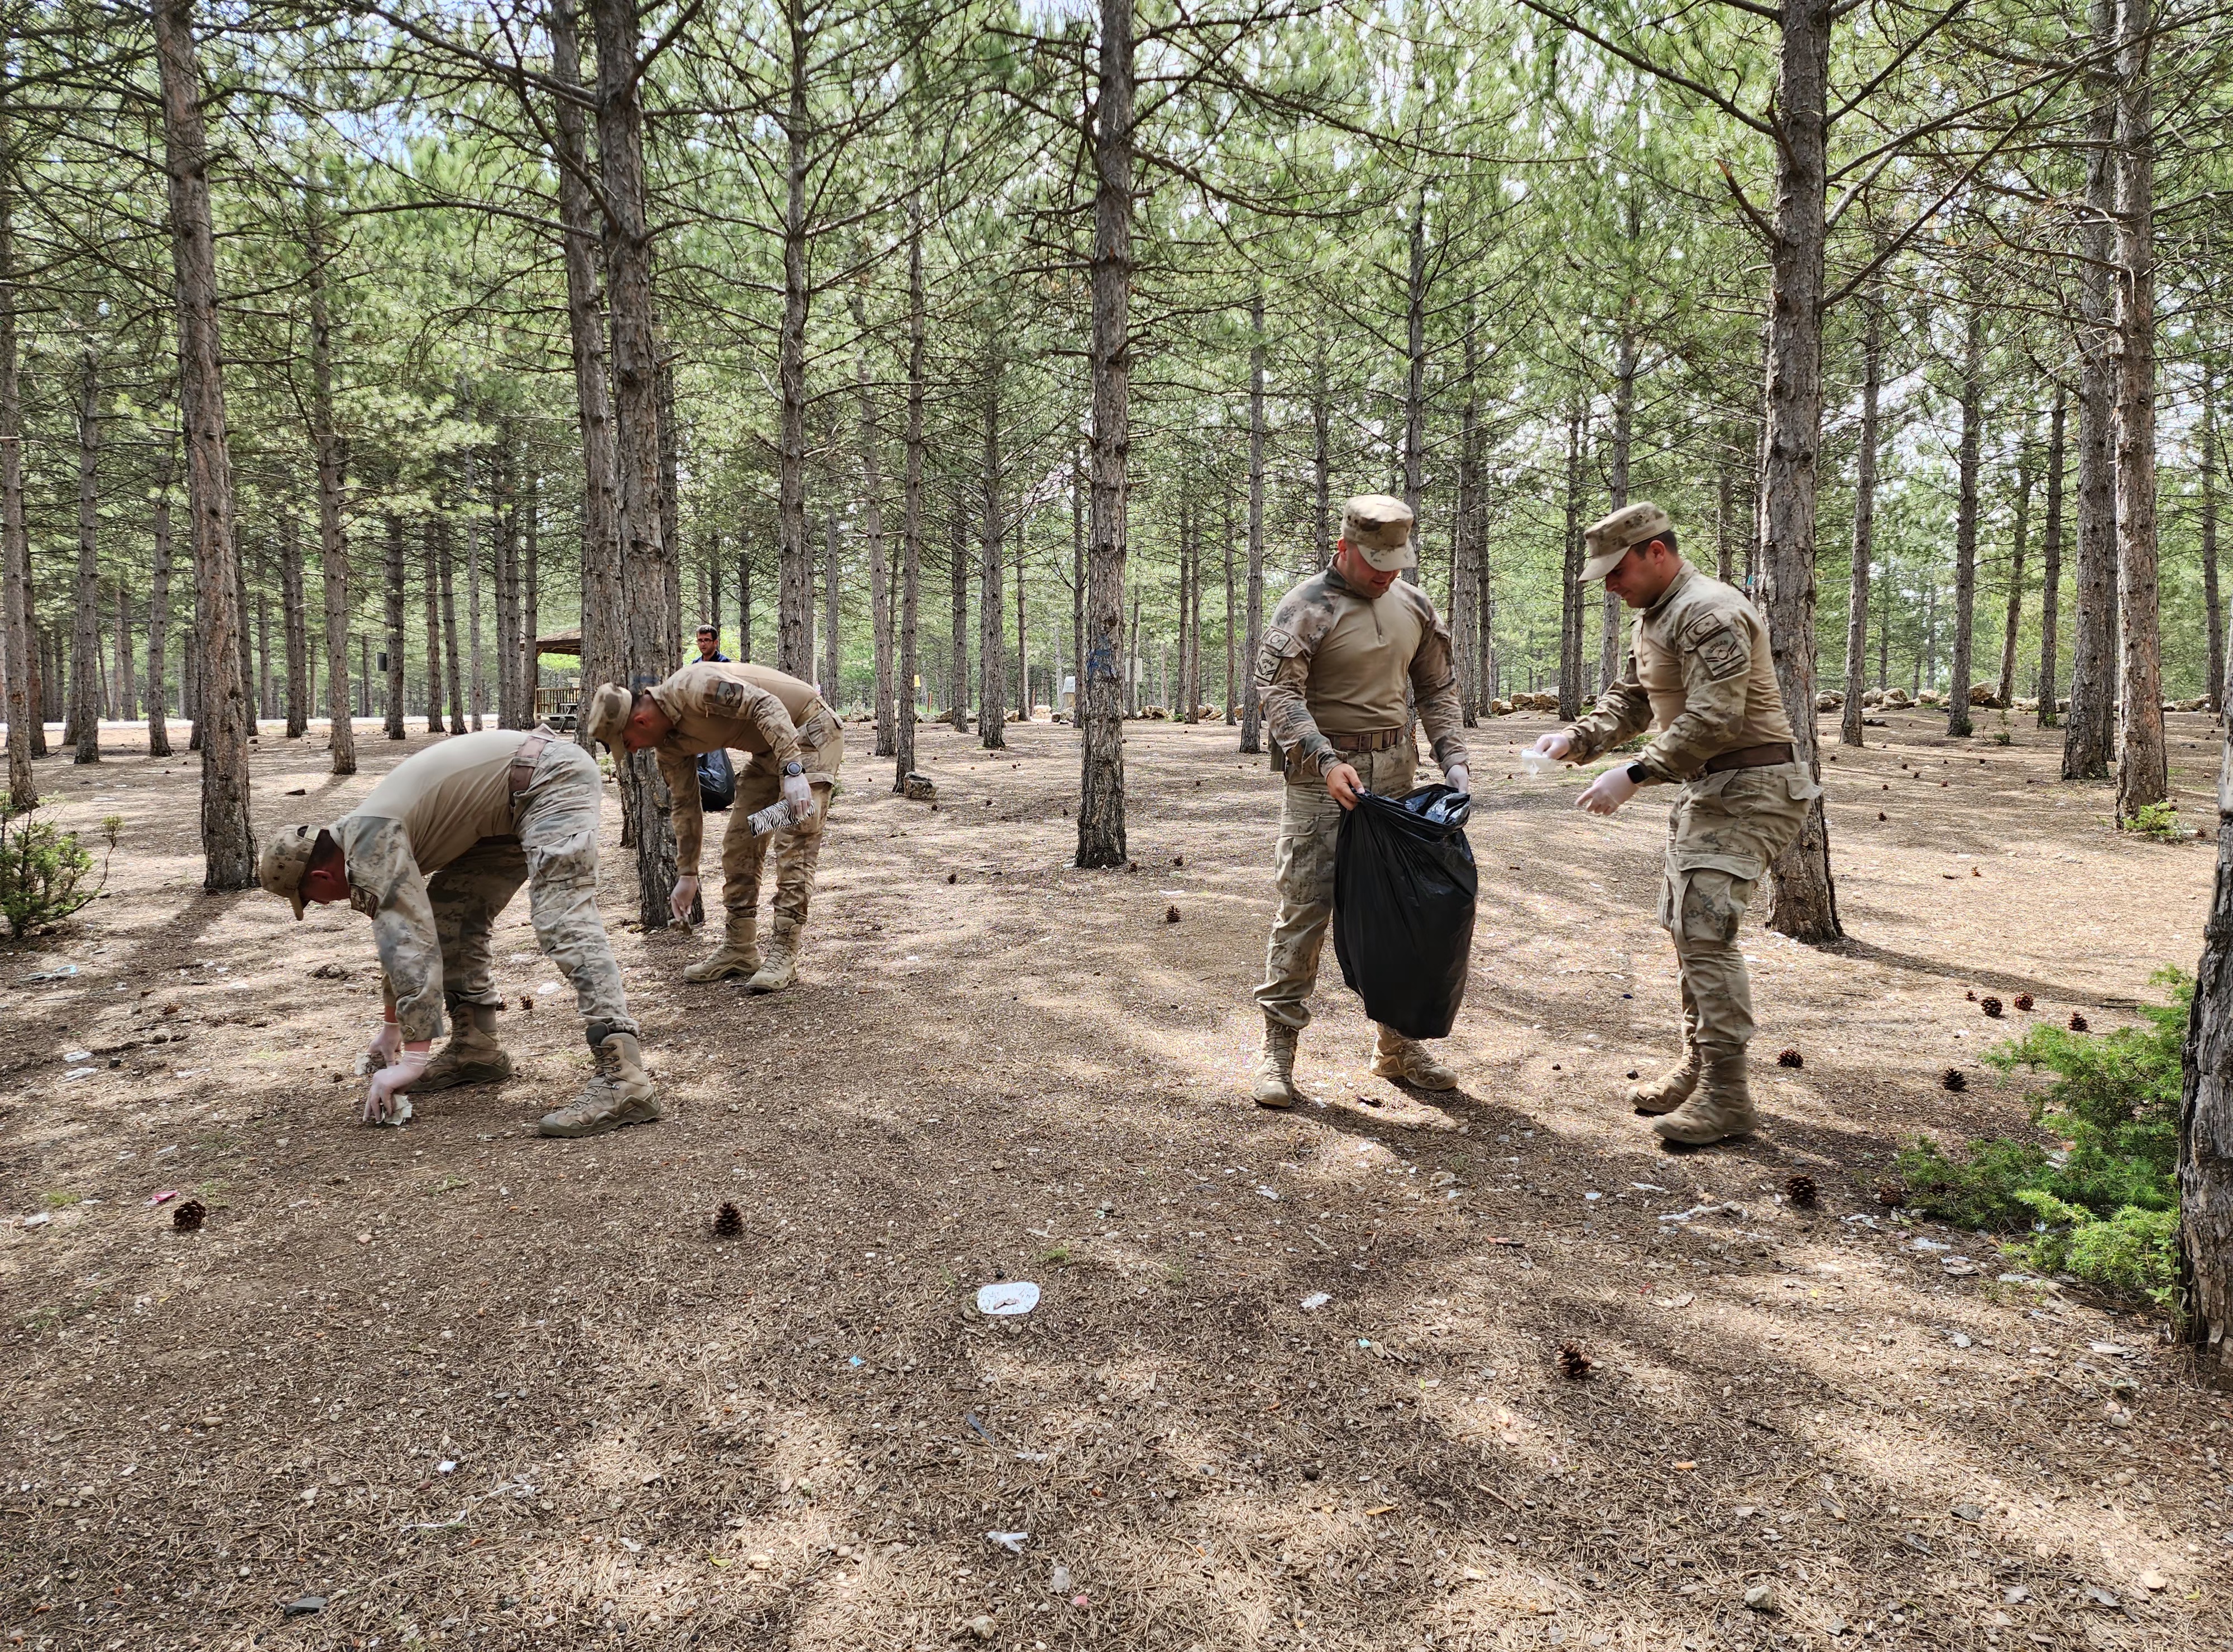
[580,660,840,994]
[1250,493,1472,1107]
[258,727,662,1138]
[1530,502,1818,1146]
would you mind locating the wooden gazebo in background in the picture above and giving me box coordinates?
[532,629,583,727]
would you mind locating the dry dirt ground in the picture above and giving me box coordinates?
[5,707,2233,1652]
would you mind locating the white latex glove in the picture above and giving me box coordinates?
[1577,766,1641,817]
[669,872,701,926]
[1444,763,1470,794]
[1530,731,1576,762]
[782,770,814,824]
[363,1046,429,1125]
[367,1021,402,1072]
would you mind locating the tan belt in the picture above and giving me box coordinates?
[1325,726,1408,754]
[1702,741,1794,774]
[509,728,554,795]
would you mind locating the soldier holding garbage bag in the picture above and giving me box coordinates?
[1528,502,1817,1147]
[1249,493,1472,1107]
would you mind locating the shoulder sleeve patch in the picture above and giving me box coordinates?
[1690,620,1747,681]
[1262,626,1297,659]
[709,677,747,713]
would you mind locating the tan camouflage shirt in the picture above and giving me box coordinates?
[1562,562,1795,781]
[1256,565,1468,781]
[648,662,834,877]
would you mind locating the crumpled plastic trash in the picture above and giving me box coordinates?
[1300,1292,1331,1311]
[976,1281,1039,1316]
[985,1530,1028,1554]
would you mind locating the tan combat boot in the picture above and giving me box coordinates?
[1252,1019,1304,1109]
[1628,1041,1703,1115]
[745,919,800,994]
[1654,1051,1756,1146]
[683,914,761,983]
[415,1004,513,1092]
[1370,1025,1460,1091]
[539,1030,666,1138]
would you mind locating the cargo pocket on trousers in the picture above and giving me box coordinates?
[525,828,600,891]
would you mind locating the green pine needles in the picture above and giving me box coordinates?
[0,804,122,941]
[1893,969,2184,1307]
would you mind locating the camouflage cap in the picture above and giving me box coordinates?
[580,681,632,748]
[258,822,326,921]
[1580,501,1674,582]
[1340,493,1419,572]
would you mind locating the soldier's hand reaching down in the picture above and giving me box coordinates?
[366,1021,401,1073]
[668,873,700,927]
[1576,765,1642,817]
[363,1045,429,1125]
[1325,761,1365,811]
[1529,731,1576,763]
[782,770,814,824]
[1443,763,1470,794]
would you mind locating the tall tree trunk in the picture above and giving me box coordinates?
[549,0,622,744]
[1840,279,1881,747]
[467,489,485,731]
[2065,0,2121,781]
[775,4,814,681]
[1241,290,1267,752]
[1224,493,1236,725]
[521,468,540,716]
[735,534,750,662]
[852,291,894,758]
[1016,502,1029,719]
[2112,0,2164,822]
[305,192,353,772]
[422,525,444,734]
[1558,406,1584,719]
[655,346,682,650]
[1758,0,1841,942]
[949,505,969,731]
[1401,193,1426,521]
[821,513,840,705]
[2182,704,2233,1388]
[1603,327,1636,693]
[382,508,406,738]
[439,511,466,735]
[591,0,681,923]
[184,606,201,751]
[256,586,272,722]
[1176,499,1193,722]
[154,0,255,887]
[1311,329,1331,569]
[2205,372,2222,714]
[147,445,174,758]
[896,211,923,786]
[116,579,134,723]
[1947,305,1984,739]
[71,335,100,763]
[492,433,519,728]
[1075,0,1132,866]
[1455,307,1481,724]
[1997,417,2035,709]
[281,510,308,737]
[0,97,31,808]
[1070,441,1084,723]
[2039,391,2067,726]
[979,351,1007,749]
[1714,441,1736,584]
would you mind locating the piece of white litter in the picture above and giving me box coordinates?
[905,955,921,963]
[437,1459,457,1473]
[1910,1238,1951,1252]
[976,1281,1040,1317]
[1014,1450,1051,1463]
[1300,1292,1331,1312]
[536,982,561,995]
[64,1049,90,1062]
[1583,1191,1602,1201]
[22,1212,52,1227]
[985,1531,1029,1554]
[1256,1185,1281,1201]
[1631,1182,1668,1193]
[64,1068,97,1081]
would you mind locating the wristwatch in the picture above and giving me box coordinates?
[1625,761,1651,785]
[782,760,805,777]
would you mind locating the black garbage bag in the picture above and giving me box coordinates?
[1333,783,1477,1040]
[697,748,736,813]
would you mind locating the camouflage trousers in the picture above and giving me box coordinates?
[1254,738,1417,1031]
[720,725,844,931]
[1655,762,1819,1058]
[426,737,638,1040]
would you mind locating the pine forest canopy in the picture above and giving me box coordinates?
[1,0,2230,882]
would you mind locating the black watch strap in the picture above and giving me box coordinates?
[783,759,805,777]
[1626,761,1652,785]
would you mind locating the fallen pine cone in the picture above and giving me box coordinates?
[1942,1068,1967,1093]
[1877,811,1887,821]
[1166,905,1181,924]
[172,1198,207,1233]
[1874,1179,1906,1207]
[1555,1341,1596,1380]
[1784,1173,1818,1209]
[1776,1048,1803,1069]
[2014,992,2034,1012]
[1965,989,1977,1001]
[1980,996,2003,1019]
[712,1202,743,1239]
[2068,1012,2089,1032]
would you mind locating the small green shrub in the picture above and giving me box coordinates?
[2124,799,2183,841]
[0,806,120,939]
[1892,969,2184,1305]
